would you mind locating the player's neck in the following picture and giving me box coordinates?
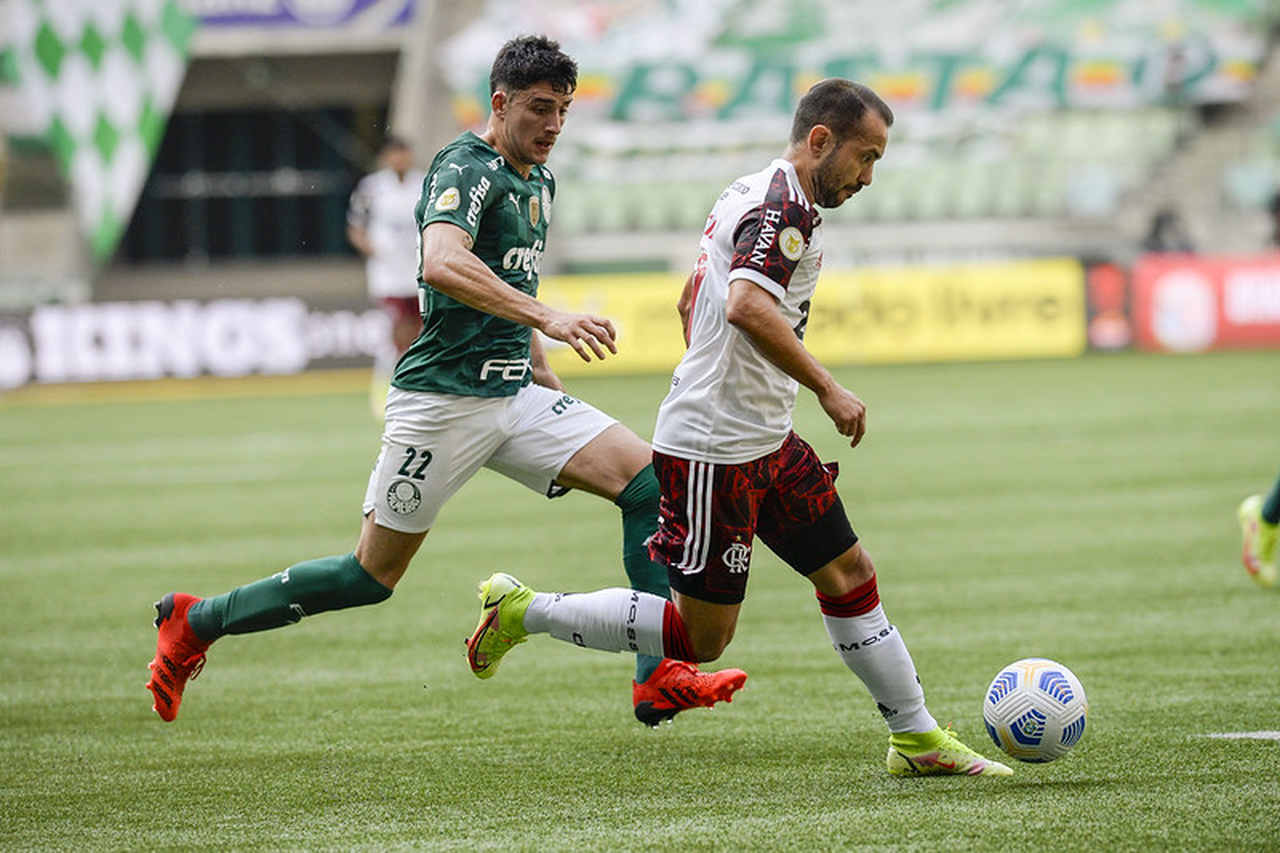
[478,126,533,179]
[783,148,818,205]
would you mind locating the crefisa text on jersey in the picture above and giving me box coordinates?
[502,239,544,281]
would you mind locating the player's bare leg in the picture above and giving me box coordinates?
[354,513,427,589]
[554,422,651,500]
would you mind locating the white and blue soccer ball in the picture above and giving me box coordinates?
[982,658,1088,763]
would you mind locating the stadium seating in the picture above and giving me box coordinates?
[551,108,1194,232]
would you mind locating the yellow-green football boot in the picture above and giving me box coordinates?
[466,572,535,679]
[1238,495,1278,588]
[887,726,1014,777]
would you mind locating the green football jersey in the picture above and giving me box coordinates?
[392,131,555,397]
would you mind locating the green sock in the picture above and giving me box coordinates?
[186,553,392,643]
[1263,471,1280,525]
[615,464,669,683]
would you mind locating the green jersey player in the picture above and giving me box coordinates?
[146,35,746,726]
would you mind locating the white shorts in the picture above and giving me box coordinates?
[362,383,617,533]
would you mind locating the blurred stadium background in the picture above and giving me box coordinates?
[5,5,1280,848]
[2,0,1280,389]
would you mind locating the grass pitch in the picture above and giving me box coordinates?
[2,351,1278,851]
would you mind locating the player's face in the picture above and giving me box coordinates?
[494,82,574,169]
[383,146,412,176]
[812,113,888,208]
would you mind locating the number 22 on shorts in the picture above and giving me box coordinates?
[397,446,433,481]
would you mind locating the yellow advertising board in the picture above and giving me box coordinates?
[538,258,1086,377]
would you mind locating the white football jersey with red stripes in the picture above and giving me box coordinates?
[652,158,824,464]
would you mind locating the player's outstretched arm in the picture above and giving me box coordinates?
[420,222,617,362]
[725,279,866,447]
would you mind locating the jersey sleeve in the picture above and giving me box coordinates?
[727,168,817,300]
[346,175,372,230]
[420,149,497,242]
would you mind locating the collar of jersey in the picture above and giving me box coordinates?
[463,131,541,184]
[769,158,813,208]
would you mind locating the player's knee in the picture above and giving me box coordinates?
[814,544,875,597]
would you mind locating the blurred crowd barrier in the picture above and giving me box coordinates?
[3,254,1279,391]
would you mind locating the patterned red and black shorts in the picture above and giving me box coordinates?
[648,432,858,605]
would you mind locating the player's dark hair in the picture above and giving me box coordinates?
[489,34,578,96]
[789,79,894,144]
[380,135,411,153]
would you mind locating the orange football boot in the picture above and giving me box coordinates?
[146,593,210,722]
[633,659,747,726]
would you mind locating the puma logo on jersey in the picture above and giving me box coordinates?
[447,163,469,174]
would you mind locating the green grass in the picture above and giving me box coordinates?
[2,351,1278,851]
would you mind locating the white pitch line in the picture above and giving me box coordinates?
[1201,731,1280,740]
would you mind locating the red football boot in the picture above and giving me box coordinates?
[633,659,748,726]
[146,593,210,722]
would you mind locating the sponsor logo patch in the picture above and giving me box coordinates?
[435,187,460,211]
[779,226,805,261]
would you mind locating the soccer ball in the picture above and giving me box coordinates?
[982,658,1088,763]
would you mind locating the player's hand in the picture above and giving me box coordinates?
[818,384,867,448]
[541,311,618,362]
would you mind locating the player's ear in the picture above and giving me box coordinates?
[807,124,833,158]
[491,89,508,118]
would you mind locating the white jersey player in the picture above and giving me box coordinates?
[653,157,823,465]
[471,79,1015,778]
[347,137,428,416]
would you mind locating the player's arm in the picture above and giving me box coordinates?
[725,280,866,447]
[676,272,694,346]
[346,179,374,257]
[419,222,617,363]
[346,223,374,258]
[529,332,565,391]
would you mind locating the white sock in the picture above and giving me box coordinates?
[523,589,667,657]
[822,602,936,734]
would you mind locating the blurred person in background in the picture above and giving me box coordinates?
[1269,189,1280,249]
[1238,476,1279,588]
[1140,206,1195,254]
[347,136,427,419]
[146,35,746,727]
[466,78,1013,778]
